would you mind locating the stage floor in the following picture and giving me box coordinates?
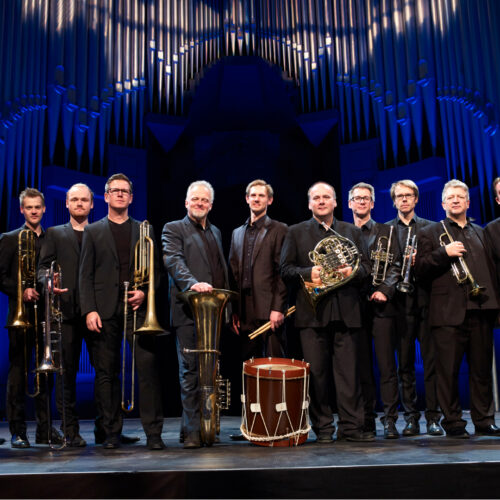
[1,413,500,498]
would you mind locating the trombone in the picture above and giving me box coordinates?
[439,220,485,297]
[6,229,41,398]
[121,221,164,413]
[396,227,417,294]
[36,262,67,449]
[371,225,394,286]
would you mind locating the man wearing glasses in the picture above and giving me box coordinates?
[79,173,165,450]
[386,180,443,437]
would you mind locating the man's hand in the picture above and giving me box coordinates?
[338,265,353,278]
[311,266,323,286]
[23,288,39,302]
[370,291,388,303]
[232,314,240,335]
[127,290,145,311]
[53,286,69,295]
[269,310,284,331]
[191,282,213,293]
[86,311,102,332]
[445,241,466,258]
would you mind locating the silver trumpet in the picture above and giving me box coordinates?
[439,220,485,297]
[396,227,417,294]
[37,261,67,450]
[371,225,394,286]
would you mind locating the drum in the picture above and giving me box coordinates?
[240,357,310,447]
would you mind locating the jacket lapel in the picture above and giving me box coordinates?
[184,216,210,267]
[251,215,270,265]
[103,218,119,264]
[234,225,246,277]
[63,222,80,255]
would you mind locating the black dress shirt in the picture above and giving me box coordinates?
[109,218,132,285]
[241,216,265,290]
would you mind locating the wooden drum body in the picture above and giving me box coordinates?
[240,357,310,447]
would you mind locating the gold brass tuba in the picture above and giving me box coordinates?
[439,220,485,297]
[6,229,41,398]
[301,221,361,309]
[121,221,164,413]
[179,289,236,446]
[371,225,394,286]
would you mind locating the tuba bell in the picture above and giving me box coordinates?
[301,221,361,310]
[179,288,236,446]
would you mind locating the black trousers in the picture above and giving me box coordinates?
[94,303,164,438]
[396,310,441,423]
[54,318,99,436]
[299,323,364,437]
[432,310,496,432]
[7,326,52,436]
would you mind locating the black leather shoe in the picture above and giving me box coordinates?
[427,421,444,436]
[103,434,121,449]
[230,433,247,441]
[402,419,420,436]
[147,435,166,450]
[337,431,375,442]
[35,427,63,445]
[183,431,201,449]
[68,433,87,447]
[316,433,334,444]
[0,438,5,445]
[383,421,400,439]
[475,424,500,436]
[11,433,30,449]
[120,434,140,444]
[446,428,470,439]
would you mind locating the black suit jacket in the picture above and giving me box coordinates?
[229,215,288,321]
[162,215,230,328]
[280,217,371,329]
[485,217,500,289]
[0,225,44,325]
[79,217,158,320]
[38,223,81,321]
[415,220,499,326]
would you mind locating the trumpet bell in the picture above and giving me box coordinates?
[396,281,414,294]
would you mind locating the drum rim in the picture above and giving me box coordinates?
[243,357,309,379]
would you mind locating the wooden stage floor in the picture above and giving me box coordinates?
[1,414,500,498]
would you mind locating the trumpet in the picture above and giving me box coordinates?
[6,229,41,398]
[371,225,394,286]
[121,221,164,413]
[439,220,485,297]
[37,262,67,449]
[396,227,417,294]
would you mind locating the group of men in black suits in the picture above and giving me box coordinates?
[2,175,500,449]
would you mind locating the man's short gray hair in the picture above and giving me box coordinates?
[186,180,214,202]
[349,182,375,202]
[442,179,469,202]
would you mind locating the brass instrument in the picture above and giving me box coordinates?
[179,288,236,446]
[396,226,417,294]
[439,220,485,297]
[121,221,164,413]
[37,262,67,449]
[301,221,361,309]
[6,229,41,398]
[248,306,296,340]
[371,225,394,286]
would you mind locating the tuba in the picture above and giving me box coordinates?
[301,221,361,310]
[371,225,394,286]
[179,289,236,446]
[439,220,485,297]
[36,262,67,449]
[121,220,164,413]
[6,229,41,397]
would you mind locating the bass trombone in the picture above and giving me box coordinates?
[121,220,164,413]
[439,220,485,297]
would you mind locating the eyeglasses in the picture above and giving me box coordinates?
[395,193,415,200]
[107,188,131,196]
[350,196,372,203]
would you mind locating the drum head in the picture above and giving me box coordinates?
[243,357,309,380]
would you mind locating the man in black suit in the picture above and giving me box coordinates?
[416,179,500,438]
[280,181,374,443]
[348,182,402,439]
[162,180,230,449]
[229,179,288,360]
[386,179,443,437]
[80,173,165,450]
[0,188,62,448]
[485,177,500,285]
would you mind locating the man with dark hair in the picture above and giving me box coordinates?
[162,180,230,449]
[280,182,374,443]
[386,179,442,437]
[416,180,500,438]
[229,179,288,360]
[80,173,165,450]
[0,188,62,448]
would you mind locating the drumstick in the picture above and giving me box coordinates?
[249,306,296,340]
